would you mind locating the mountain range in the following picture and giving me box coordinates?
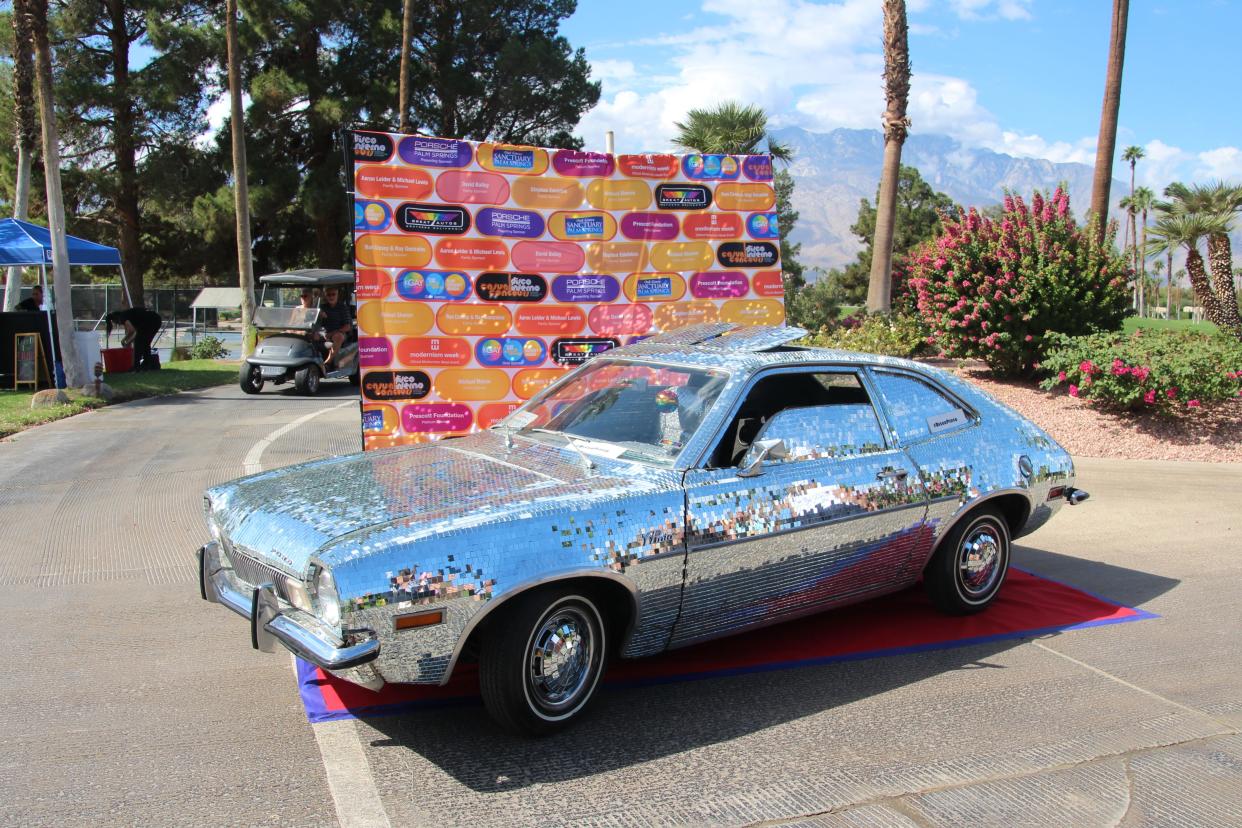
[773,126,1125,272]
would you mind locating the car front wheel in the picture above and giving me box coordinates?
[479,590,607,737]
[924,507,1011,615]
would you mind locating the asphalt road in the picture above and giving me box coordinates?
[1,383,1239,827]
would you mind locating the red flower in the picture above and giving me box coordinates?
[1111,358,1127,375]
[1079,360,1097,375]
[1187,399,1201,408]
[1166,388,1178,399]
[1057,371,1067,382]
[1143,390,1156,405]
[1068,384,1079,397]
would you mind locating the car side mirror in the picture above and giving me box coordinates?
[737,438,788,477]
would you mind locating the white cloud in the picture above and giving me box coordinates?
[948,0,1033,20]
[1194,146,1242,182]
[575,0,1065,157]
[590,59,637,82]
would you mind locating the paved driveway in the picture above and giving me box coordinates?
[1,385,1238,827]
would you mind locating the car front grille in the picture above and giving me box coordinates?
[226,545,297,603]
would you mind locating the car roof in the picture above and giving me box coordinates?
[258,269,355,286]
[605,323,932,375]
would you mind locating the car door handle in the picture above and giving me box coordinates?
[877,468,908,481]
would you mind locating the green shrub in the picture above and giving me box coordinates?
[1039,329,1242,412]
[787,278,843,333]
[189,335,230,360]
[805,312,929,358]
[902,188,1131,376]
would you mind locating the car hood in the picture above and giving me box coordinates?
[205,431,678,574]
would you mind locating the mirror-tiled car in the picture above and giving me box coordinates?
[198,323,1086,735]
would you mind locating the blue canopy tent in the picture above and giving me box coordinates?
[1,218,128,387]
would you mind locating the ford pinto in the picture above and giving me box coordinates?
[197,323,1088,735]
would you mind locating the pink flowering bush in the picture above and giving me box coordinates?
[1039,329,1242,413]
[898,188,1131,376]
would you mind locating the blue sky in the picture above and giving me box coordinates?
[562,0,1242,189]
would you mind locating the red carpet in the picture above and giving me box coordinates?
[297,567,1155,722]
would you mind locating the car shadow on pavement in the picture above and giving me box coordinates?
[360,548,1179,792]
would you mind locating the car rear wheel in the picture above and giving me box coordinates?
[479,590,607,737]
[924,506,1010,615]
[294,366,320,395]
[239,363,263,394]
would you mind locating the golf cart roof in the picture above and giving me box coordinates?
[258,269,355,287]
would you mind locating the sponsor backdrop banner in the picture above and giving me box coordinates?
[349,130,785,450]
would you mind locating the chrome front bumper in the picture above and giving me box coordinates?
[197,541,380,671]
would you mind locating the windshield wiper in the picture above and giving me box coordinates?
[529,428,596,470]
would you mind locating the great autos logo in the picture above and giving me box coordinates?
[396,203,471,235]
[655,184,712,210]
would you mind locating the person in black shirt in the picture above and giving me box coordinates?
[105,306,163,371]
[15,284,42,312]
[318,286,353,368]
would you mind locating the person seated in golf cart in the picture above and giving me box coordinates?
[317,285,354,369]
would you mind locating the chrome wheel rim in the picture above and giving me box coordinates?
[957,523,1003,598]
[526,605,596,715]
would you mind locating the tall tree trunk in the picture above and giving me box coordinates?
[398,0,415,133]
[867,0,911,314]
[4,0,37,312]
[1184,247,1226,329]
[1137,208,1147,317]
[1168,250,1175,319]
[107,0,143,308]
[1089,0,1129,242]
[29,0,84,387]
[1206,234,1242,336]
[225,0,255,355]
[297,27,344,268]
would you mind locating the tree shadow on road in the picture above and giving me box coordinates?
[359,548,1178,792]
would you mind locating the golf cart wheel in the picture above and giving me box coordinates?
[294,366,321,395]
[239,363,264,395]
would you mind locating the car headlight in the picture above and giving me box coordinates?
[312,566,341,628]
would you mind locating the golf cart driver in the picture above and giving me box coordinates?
[239,269,359,396]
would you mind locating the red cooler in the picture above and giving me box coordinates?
[101,347,133,373]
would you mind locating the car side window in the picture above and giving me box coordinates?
[752,404,887,462]
[707,370,885,467]
[871,371,973,443]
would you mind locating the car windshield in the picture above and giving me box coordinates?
[501,360,729,465]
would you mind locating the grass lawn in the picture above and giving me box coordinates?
[1123,316,1219,335]
[1,359,238,439]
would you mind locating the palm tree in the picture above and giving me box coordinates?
[1089,0,1131,242]
[1121,145,1144,251]
[27,0,85,386]
[1161,182,1242,335]
[1132,185,1154,315]
[225,0,256,355]
[672,101,791,161]
[1146,212,1236,336]
[4,0,38,312]
[398,0,415,132]
[1119,193,1136,307]
[867,0,912,313]
[1151,259,1165,316]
